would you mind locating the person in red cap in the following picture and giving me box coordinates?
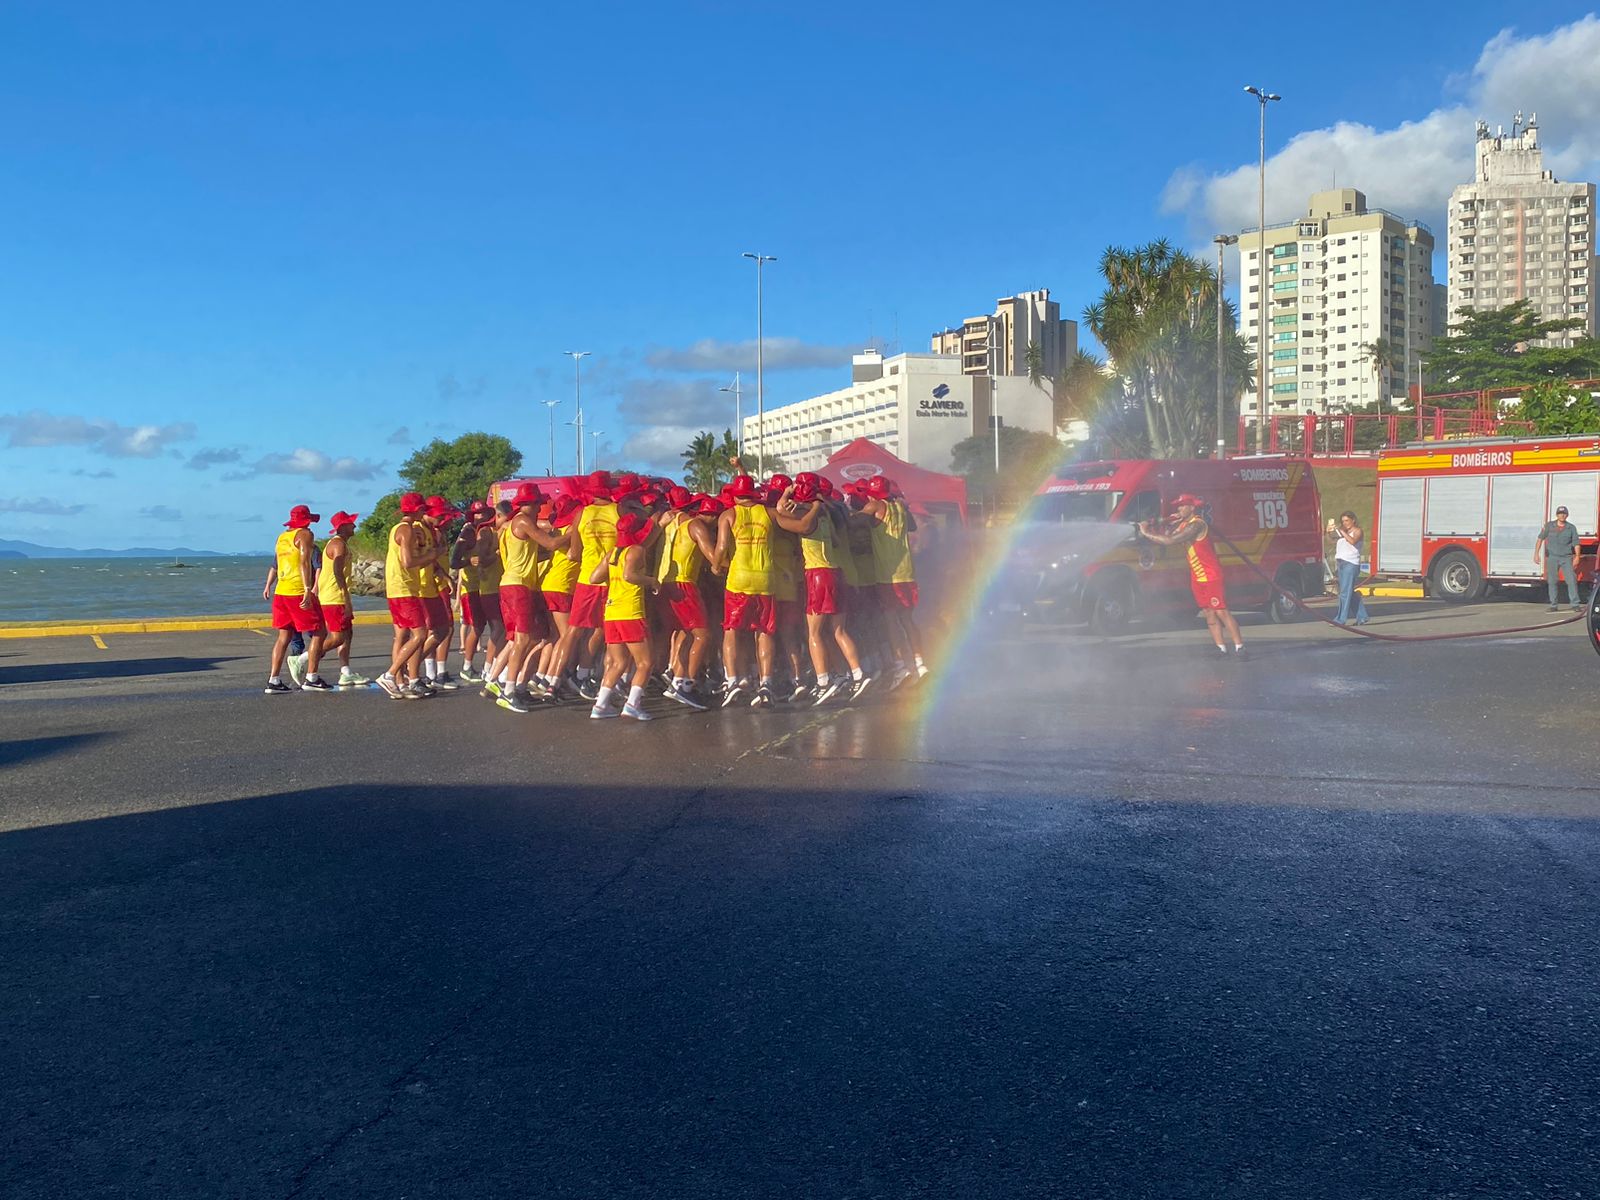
[569,475,620,698]
[859,474,926,688]
[317,510,367,688]
[263,504,329,693]
[532,493,585,700]
[655,485,717,708]
[588,510,658,720]
[1139,495,1247,659]
[489,481,567,713]
[762,474,809,700]
[417,495,462,691]
[777,474,871,704]
[712,472,777,705]
[378,492,434,699]
[451,500,499,684]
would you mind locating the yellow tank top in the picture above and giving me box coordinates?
[848,518,877,586]
[603,547,646,621]
[543,544,580,595]
[871,500,916,585]
[274,530,307,595]
[577,501,619,582]
[657,515,705,585]
[770,528,801,603]
[477,536,501,595]
[317,538,349,606]
[385,521,424,598]
[458,555,479,595]
[800,507,838,571]
[726,503,773,596]
[499,521,539,587]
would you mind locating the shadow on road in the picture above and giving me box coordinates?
[0,732,116,769]
[0,655,246,686]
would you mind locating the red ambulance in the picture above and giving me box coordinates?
[1372,435,1600,601]
[1010,458,1324,634]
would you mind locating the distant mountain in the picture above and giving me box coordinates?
[0,539,237,559]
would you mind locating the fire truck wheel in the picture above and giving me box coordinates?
[1087,575,1134,637]
[1268,567,1302,623]
[1430,550,1484,603]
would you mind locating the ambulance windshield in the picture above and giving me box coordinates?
[1029,491,1122,524]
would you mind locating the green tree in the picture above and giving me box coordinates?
[681,429,740,492]
[356,431,522,551]
[1082,240,1252,458]
[950,426,1064,510]
[1024,340,1044,386]
[1506,380,1600,436]
[1429,300,1600,398]
[1359,337,1403,408]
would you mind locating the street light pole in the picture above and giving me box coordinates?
[1245,85,1281,455]
[720,372,743,455]
[542,400,561,476]
[564,351,590,474]
[1214,234,1238,459]
[589,430,604,468]
[742,253,776,475]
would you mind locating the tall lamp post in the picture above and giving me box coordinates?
[720,372,743,456]
[588,430,604,467]
[564,350,590,474]
[541,399,561,476]
[741,253,776,475]
[1244,85,1281,455]
[1214,233,1239,458]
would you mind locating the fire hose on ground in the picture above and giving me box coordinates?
[1209,531,1600,651]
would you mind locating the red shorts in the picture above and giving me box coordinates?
[459,592,487,627]
[422,595,452,631]
[1191,578,1228,611]
[500,584,553,640]
[322,602,352,634]
[571,582,607,630]
[604,618,648,645]
[387,596,426,630]
[878,581,919,610]
[804,568,841,616]
[543,590,574,615]
[662,580,707,631]
[723,591,776,635]
[272,593,325,633]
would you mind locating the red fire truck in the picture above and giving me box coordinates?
[1008,458,1324,633]
[1373,435,1600,601]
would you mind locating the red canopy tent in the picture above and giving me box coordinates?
[818,438,968,526]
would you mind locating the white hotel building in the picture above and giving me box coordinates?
[743,350,1054,476]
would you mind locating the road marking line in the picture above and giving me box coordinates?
[250,628,270,637]
[91,634,108,650]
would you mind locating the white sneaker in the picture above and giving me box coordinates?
[812,679,844,707]
[286,652,308,687]
[339,670,370,688]
[621,703,652,721]
[589,703,619,719]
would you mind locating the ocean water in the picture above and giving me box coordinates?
[0,557,386,623]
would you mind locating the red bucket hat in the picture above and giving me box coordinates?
[1171,493,1203,510]
[328,510,359,530]
[551,494,582,527]
[728,474,759,501]
[667,485,696,511]
[512,481,543,508]
[615,511,650,548]
[284,504,319,528]
[866,475,892,499]
[399,491,426,516]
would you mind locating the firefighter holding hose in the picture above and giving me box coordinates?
[1139,494,1248,660]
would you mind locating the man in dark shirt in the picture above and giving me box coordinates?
[1534,505,1582,611]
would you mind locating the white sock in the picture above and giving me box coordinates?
[268,675,282,685]
[852,667,865,681]
[914,654,925,669]
[577,666,592,682]
[817,672,832,688]
[423,659,436,679]
[594,685,615,709]
[1234,643,1245,651]
[627,685,645,709]
[1218,644,1229,653]
[306,672,321,683]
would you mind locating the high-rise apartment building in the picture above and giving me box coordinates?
[931,289,1077,381]
[1240,188,1436,418]
[1447,113,1596,345]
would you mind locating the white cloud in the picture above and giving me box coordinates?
[0,496,87,516]
[186,447,243,470]
[619,425,698,477]
[139,504,182,522]
[0,411,197,458]
[245,448,383,482]
[386,426,412,445]
[1164,16,1600,237]
[645,337,854,373]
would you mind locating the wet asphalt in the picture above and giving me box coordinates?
[3,596,1600,1198]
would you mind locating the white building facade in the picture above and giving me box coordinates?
[931,289,1078,380]
[1240,188,1436,418]
[1447,114,1596,345]
[744,351,1054,476]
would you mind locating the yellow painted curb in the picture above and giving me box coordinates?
[1362,585,1425,598]
[0,611,393,639]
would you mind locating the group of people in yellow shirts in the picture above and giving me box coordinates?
[367,465,927,719]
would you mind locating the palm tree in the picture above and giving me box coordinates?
[681,430,731,492]
[1359,338,1400,411]
[1024,340,1044,386]
[1082,239,1252,458]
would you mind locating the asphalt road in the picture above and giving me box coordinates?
[4,597,1600,1198]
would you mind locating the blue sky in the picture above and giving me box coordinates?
[2,0,1597,550]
